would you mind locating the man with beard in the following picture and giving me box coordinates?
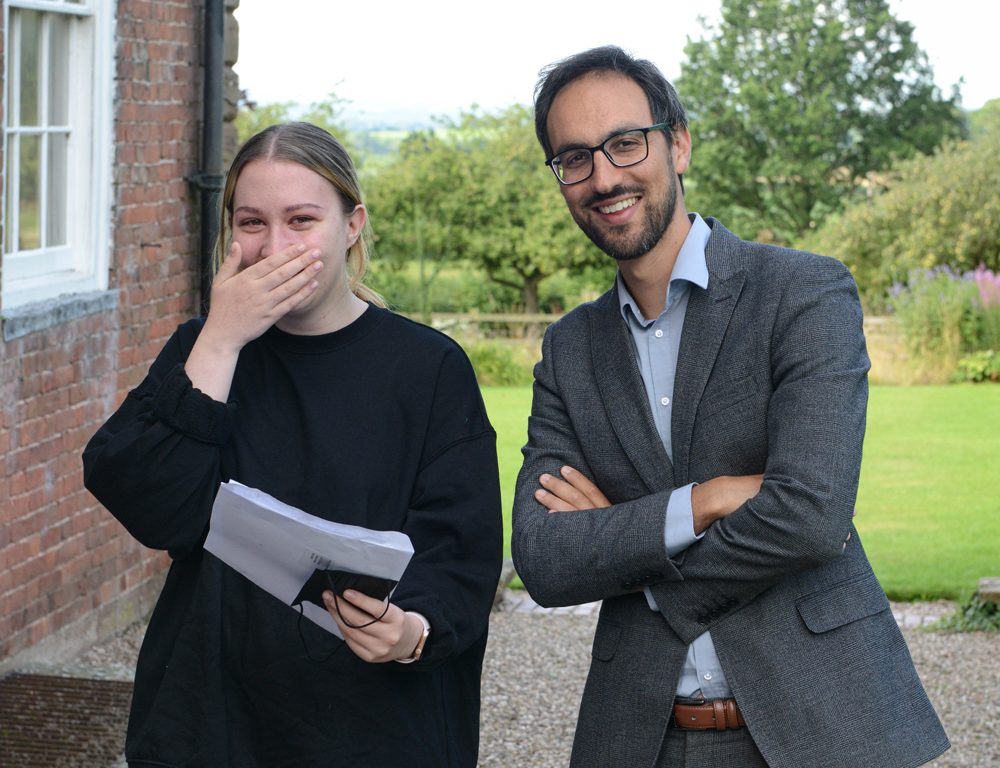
[511,46,948,768]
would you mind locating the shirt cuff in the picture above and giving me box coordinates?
[152,363,237,444]
[665,482,702,557]
[645,483,702,612]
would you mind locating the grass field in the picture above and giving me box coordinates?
[481,384,1000,601]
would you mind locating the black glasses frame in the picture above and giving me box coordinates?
[546,121,671,186]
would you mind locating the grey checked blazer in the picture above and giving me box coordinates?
[512,219,949,768]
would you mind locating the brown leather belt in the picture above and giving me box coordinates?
[672,698,746,730]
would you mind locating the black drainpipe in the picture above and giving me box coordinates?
[190,0,225,315]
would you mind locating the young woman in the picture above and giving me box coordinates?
[83,122,502,767]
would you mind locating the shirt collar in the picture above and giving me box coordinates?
[618,213,711,323]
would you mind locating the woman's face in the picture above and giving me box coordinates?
[230,158,365,321]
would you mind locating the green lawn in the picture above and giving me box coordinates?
[481,384,1000,601]
[856,385,1000,600]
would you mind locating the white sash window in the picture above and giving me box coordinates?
[3,0,112,309]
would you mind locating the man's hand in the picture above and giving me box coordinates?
[324,589,425,663]
[535,465,611,512]
[691,474,763,534]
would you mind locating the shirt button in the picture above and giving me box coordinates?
[654,329,664,338]
[703,673,713,681]
[660,397,670,406]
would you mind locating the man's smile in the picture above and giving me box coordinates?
[597,196,639,215]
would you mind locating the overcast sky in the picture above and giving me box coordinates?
[234,0,997,125]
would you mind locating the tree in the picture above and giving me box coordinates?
[677,0,965,243]
[969,97,1000,139]
[367,105,606,315]
[364,128,476,318]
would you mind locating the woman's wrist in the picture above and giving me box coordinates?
[395,611,431,664]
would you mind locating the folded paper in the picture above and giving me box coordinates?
[205,480,413,638]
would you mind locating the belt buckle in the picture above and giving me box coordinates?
[673,695,707,706]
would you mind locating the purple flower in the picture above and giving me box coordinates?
[974,264,1000,307]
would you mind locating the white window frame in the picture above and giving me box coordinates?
[2,0,113,310]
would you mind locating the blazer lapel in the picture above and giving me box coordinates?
[589,290,675,493]
[671,238,746,486]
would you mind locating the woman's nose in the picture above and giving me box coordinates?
[261,230,296,260]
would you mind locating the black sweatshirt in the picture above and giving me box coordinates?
[83,305,503,767]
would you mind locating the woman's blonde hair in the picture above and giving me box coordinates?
[215,121,385,307]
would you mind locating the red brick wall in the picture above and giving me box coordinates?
[0,0,205,667]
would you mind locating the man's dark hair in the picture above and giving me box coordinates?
[533,45,688,160]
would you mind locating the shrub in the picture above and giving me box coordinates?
[927,596,1000,633]
[537,264,616,314]
[368,261,519,315]
[803,123,1000,311]
[953,350,1000,383]
[461,340,534,387]
[888,267,978,382]
[968,265,1000,351]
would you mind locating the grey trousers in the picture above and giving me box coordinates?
[656,725,769,767]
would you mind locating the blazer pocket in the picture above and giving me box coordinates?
[591,620,622,662]
[699,374,759,419]
[796,574,891,634]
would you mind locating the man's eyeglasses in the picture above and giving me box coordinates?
[546,122,671,186]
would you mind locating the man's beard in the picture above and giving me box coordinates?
[573,178,677,262]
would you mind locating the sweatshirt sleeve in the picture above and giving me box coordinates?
[82,320,236,557]
[388,344,503,667]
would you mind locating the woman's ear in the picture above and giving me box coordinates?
[346,204,366,248]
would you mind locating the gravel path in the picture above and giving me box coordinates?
[77,596,998,767]
[480,601,999,768]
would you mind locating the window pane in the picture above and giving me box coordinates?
[5,137,16,254]
[19,135,42,251]
[18,10,42,127]
[49,15,71,124]
[47,133,69,247]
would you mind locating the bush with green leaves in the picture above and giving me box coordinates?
[369,260,519,316]
[927,596,1000,633]
[804,106,1000,310]
[537,264,616,314]
[953,350,1000,383]
[888,266,1000,382]
[460,341,534,387]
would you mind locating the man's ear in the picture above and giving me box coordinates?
[671,126,692,176]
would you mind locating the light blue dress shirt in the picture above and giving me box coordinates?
[617,213,732,699]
